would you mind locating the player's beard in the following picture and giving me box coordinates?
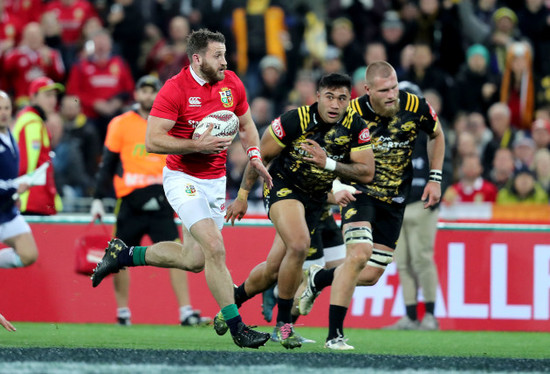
[372,98,400,117]
[200,61,225,83]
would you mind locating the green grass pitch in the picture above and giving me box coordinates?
[1,322,549,359]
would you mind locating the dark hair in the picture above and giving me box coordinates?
[187,29,225,60]
[318,73,352,92]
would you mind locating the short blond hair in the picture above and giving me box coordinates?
[365,61,395,86]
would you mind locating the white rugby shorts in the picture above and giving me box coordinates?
[163,167,226,230]
[0,214,31,242]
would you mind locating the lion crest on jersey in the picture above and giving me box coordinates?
[219,88,233,108]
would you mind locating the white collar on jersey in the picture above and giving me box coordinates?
[190,65,207,86]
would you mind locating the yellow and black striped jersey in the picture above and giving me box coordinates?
[349,90,438,204]
[267,102,371,196]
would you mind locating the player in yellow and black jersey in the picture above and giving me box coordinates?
[349,87,438,204]
[266,100,371,198]
[297,61,446,350]
[224,73,375,349]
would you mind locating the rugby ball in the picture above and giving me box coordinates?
[192,110,239,140]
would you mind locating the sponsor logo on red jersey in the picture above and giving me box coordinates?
[188,97,201,107]
[358,128,371,144]
[219,88,233,108]
[428,102,438,122]
[271,117,284,139]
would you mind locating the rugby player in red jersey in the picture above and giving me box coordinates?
[91,29,272,349]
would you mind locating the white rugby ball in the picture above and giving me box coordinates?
[192,110,239,140]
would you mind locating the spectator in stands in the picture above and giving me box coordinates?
[488,7,523,75]
[443,153,498,204]
[412,0,464,75]
[454,44,499,115]
[4,0,42,25]
[256,55,287,116]
[535,106,550,122]
[488,148,516,190]
[249,97,273,137]
[44,0,99,68]
[447,111,468,150]
[328,17,363,75]
[351,66,367,99]
[0,0,22,71]
[363,41,387,67]
[531,119,550,151]
[397,44,415,79]
[107,0,145,79]
[66,30,134,141]
[466,112,493,157]
[402,43,455,120]
[482,102,517,174]
[379,10,407,69]
[513,137,536,169]
[232,1,287,98]
[145,16,190,83]
[496,166,549,204]
[326,0,385,45]
[500,41,535,130]
[3,22,65,109]
[40,10,63,53]
[286,70,317,107]
[12,77,63,215]
[517,0,550,77]
[54,95,101,201]
[451,131,478,183]
[455,0,494,45]
[533,148,550,195]
[320,45,345,75]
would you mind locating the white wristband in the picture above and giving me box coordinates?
[429,169,442,184]
[246,146,261,161]
[332,179,356,194]
[324,158,336,171]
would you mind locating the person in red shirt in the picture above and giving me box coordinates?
[145,16,190,83]
[0,1,22,52]
[66,30,134,140]
[443,153,498,204]
[91,29,272,349]
[0,3,22,91]
[3,0,42,25]
[44,0,98,46]
[3,22,65,108]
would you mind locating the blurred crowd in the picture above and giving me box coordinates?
[1,0,549,212]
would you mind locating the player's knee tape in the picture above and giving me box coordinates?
[367,248,394,269]
[344,226,373,245]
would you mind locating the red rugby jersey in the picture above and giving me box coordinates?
[66,55,134,119]
[150,66,248,179]
[44,0,99,45]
